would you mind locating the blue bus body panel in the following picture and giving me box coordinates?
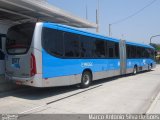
[42,49,120,79]
[126,59,155,69]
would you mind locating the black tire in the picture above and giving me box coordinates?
[150,64,153,69]
[81,71,92,88]
[133,66,138,75]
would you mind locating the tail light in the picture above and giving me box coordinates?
[30,53,37,77]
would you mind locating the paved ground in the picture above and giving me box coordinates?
[0,65,160,114]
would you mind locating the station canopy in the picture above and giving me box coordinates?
[0,0,97,28]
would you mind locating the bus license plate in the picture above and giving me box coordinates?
[12,58,20,69]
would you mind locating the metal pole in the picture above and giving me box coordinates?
[109,24,111,36]
[86,0,88,20]
[96,0,99,33]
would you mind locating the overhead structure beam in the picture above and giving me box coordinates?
[0,0,97,28]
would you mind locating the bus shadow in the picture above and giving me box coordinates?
[0,79,117,100]
[0,70,154,100]
[0,85,78,100]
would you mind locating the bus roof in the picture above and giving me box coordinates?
[126,41,154,49]
[43,22,154,49]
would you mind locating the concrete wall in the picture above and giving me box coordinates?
[0,24,9,34]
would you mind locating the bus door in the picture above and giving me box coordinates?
[0,34,6,75]
[119,40,127,75]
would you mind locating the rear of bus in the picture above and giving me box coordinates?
[5,23,43,87]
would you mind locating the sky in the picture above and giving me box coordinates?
[48,0,160,44]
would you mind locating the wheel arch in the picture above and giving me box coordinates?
[134,64,138,68]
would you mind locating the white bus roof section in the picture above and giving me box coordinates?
[0,0,97,28]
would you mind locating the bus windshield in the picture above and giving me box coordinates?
[6,23,35,55]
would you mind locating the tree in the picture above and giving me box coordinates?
[150,43,160,51]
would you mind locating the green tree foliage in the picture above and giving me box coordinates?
[150,43,160,51]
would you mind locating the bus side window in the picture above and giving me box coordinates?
[0,50,5,60]
[95,39,105,58]
[107,41,115,58]
[64,32,80,58]
[115,43,119,58]
[80,36,93,58]
[131,46,137,58]
[126,45,132,59]
[0,37,5,60]
[42,28,64,57]
[0,37,2,50]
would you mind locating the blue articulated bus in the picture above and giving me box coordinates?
[5,22,156,88]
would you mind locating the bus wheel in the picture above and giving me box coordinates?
[133,66,137,75]
[81,71,92,88]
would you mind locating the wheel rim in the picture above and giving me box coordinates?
[149,65,151,70]
[134,68,137,74]
[83,74,90,85]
